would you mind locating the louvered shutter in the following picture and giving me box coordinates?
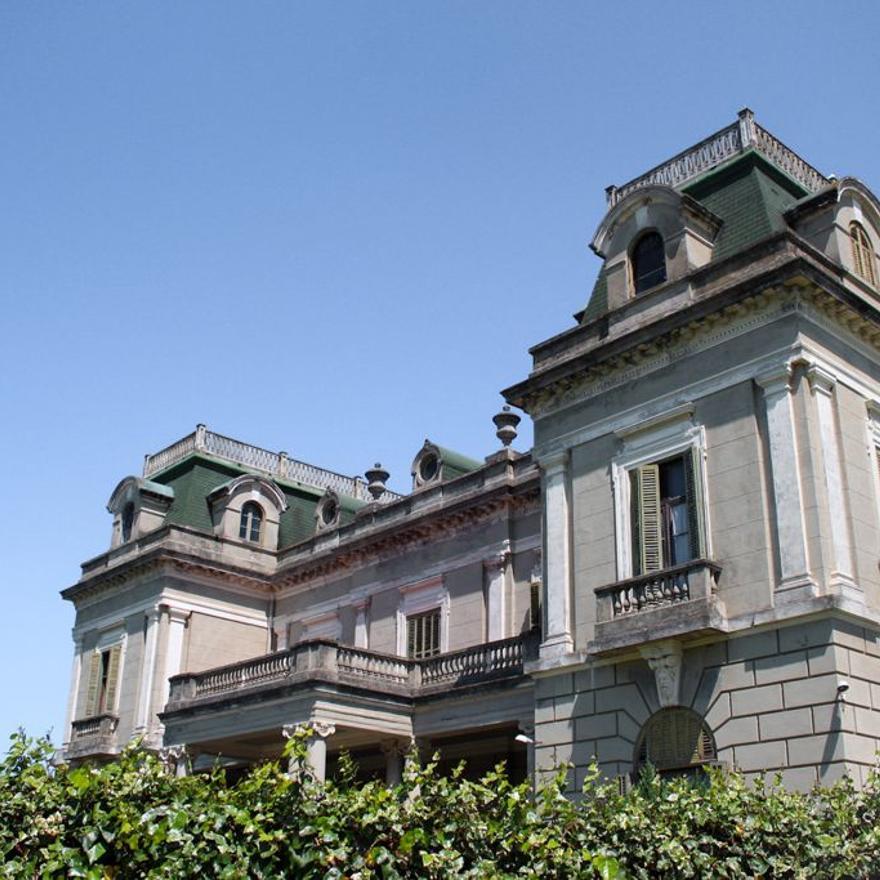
[684,449,704,560]
[638,464,663,573]
[85,651,102,717]
[629,469,642,576]
[103,645,122,713]
[406,617,416,658]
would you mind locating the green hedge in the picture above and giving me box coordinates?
[2,730,879,878]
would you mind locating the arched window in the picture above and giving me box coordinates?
[634,707,715,778]
[121,503,135,543]
[850,222,877,286]
[239,501,263,543]
[632,231,667,294]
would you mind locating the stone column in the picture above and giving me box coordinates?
[135,607,162,736]
[483,541,510,642]
[808,366,856,590]
[160,745,189,777]
[306,721,336,782]
[353,597,370,649]
[539,452,574,658]
[518,723,536,786]
[756,368,813,591]
[381,740,405,786]
[62,633,84,746]
[159,607,190,712]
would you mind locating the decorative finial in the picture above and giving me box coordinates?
[365,463,389,500]
[492,406,521,448]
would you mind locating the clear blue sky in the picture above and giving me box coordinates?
[2,2,879,746]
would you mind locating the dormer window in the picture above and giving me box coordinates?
[632,231,667,293]
[120,503,135,543]
[850,221,877,286]
[239,501,263,544]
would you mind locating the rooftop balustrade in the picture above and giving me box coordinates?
[143,424,401,504]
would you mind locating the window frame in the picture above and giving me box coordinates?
[238,501,264,544]
[850,221,877,286]
[406,608,442,659]
[396,575,449,657]
[630,229,668,295]
[81,629,127,719]
[611,418,710,581]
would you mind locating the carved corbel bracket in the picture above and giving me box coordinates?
[639,640,683,708]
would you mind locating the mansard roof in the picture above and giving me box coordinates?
[578,110,828,324]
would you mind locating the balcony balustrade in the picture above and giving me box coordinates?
[167,632,539,710]
[592,559,725,654]
[67,714,119,758]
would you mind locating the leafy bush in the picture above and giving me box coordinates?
[1,730,879,878]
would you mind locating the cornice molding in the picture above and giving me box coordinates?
[519,282,880,421]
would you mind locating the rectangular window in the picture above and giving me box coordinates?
[84,645,122,716]
[406,609,441,659]
[629,451,702,576]
[529,581,542,634]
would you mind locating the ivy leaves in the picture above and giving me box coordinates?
[1,732,879,878]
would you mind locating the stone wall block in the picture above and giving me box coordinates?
[554,694,577,720]
[536,673,574,700]
[776,765,819,792]
[854,707,880,738]
[758,707,813,741]
[729,630,779,662]
[731,683,783,716]
[595,683,651,720]
[537,719,574,747]
[787,732,846,765]
[571,691,595,718]
[849,651,880,683]
[754,651,808,685]
[575,712,616,741]
[734,739,787,772]
[812,703,854,735]
[778,620,834,653]
[704,693,731,730]
[576,665,614,692]
[714,715,759,749]
[535,698,555,725]
[616,711,641,743]
[784,674,849,709]
[807,644,850,677]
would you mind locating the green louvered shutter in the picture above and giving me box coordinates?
[684,450,704,560]
[630,469,642,576]
[638,464,663,573]
[85,651,102,716]
[103,645,122,713]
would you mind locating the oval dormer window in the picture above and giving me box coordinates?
[419,453,440,483]
[632,231,667,294]
[320,498,339,527]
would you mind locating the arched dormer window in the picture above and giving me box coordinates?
[634,707,716,779]
[850,221,877,286]
[632,231,667,294]
[120,503,135,543]
[239,501,263,544]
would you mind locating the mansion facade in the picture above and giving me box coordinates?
[62,110,880,791]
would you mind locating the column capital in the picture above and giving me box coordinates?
[311,720,336,739]
[807,364,837,396]
[754,364,793,395]
[164,605,191,625]
[483,540,511,572]
[145,605,162,624]
[537,450,568,476]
